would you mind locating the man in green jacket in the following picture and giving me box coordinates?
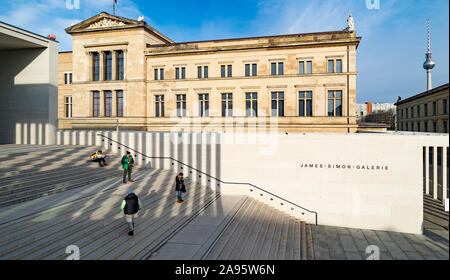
[121,151,135,184]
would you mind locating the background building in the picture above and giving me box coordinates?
[356,102,396,130]
[58,12,362,133]
[396,83,449,133]
[0,21,58,144]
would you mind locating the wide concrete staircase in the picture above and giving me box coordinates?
[200,197,314,260]
[0,145,124,208]
[0,145,314,260]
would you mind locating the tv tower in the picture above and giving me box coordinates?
[423,18,435,91]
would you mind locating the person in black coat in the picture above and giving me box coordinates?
[175,173,186,203]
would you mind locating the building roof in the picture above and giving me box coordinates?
[65,12,174,44]
[395,83,449,106]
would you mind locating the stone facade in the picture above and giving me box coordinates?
[396,83,449,133]
[58,12,362,133]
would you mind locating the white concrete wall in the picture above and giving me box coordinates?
[56,130,449,234]
[0,30,58,145]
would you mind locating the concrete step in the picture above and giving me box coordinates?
[248,206,276,260]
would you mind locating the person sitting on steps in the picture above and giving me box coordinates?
[91,150,108,167]
[121,151,135,184]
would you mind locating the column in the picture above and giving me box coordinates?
[112,51,118,80]
[433,146,438,199]
[88,52,93,81]
[112,90,117,117]
[100,90,105,117]
[425,146,429,195]
[100,51,105,81]
[443,147,448,203]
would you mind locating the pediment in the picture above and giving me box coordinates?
[65,12,140,34]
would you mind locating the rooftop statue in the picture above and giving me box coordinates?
[346,14,355,32]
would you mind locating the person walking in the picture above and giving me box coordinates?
[121,151,135,184]
[119,190,142,236]
[175,173,186,203]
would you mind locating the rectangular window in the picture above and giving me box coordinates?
[93,52,100,81]
[154,68,159,80]
[336,59,342,73]
[176,94,187,117]
[444,99,448,114]
[175,67,180,80]
[104,51,112,80]
[181,67,186,79]
[160,68,164,81]
[104,90,112,117]
[299,61,305,75]
[117,50,124,80]
[93,91,100,117]
[245,92,258,117]
[204,66,208,78]
[227,65,232,77]
[444,121,448,133]
[271,62,284,75]
[417,105,421,117]
[252,64,257,76]
[328,90,343,117]
[425,104,428,116]
[271,92,285,117]
[424,122,428,132]
[64,72,73,84]
[221,93,233,117]
[328,60,335,73]
[306,61,312,74]
[117,90,123,117]
[433,122,437,133]
[155,95,165,117]
[64,96,72,118]
[299,91,313,117]
[199,94,209,117]
[271,63,277,76]
[198,66,202,79]
[245,64,250,77]
[433,101,437,116]
[221,65,226,78]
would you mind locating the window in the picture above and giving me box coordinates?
[104,90,112,117]
[271,92,285,117]
[271,62,283,76]
[176,94,187,117]
[433,122,437,133]
[299,91,313,117]
[198,66,208,78]
[64,72,72,84]
[221,93,233,117]
[424,103,428,116]
[444,99,448,114]
[117,50,124,80]
[336,59,343,73]
[93,52,100,81]
[444,121,448,133]
[433,101,437,116]
[93,91,100,117]
[252,64,257,76]
[245,64,250,77]
[199,94,209,117]
[406,108,409,119]
[424,122,428,132]
[155,95,165,117]
[175,67,186,80]
[328,60,334,73]
[306,61,312,74]
[221,65,232,77]
[245,92,258,117]
[104,51,112,80]
[117,90,123,117]
[299,61,305,75]
[328,90,343,117]
[401,109,404,120]
[64,96,72,118]
[160,68,164,80]
[154,68,159,80]
[417,105,421,117]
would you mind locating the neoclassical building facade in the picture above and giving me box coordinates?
[58,12,362,133]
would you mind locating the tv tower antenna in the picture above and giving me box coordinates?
[423,18,435,91]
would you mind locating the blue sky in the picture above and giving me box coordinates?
[0,0,448,103]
